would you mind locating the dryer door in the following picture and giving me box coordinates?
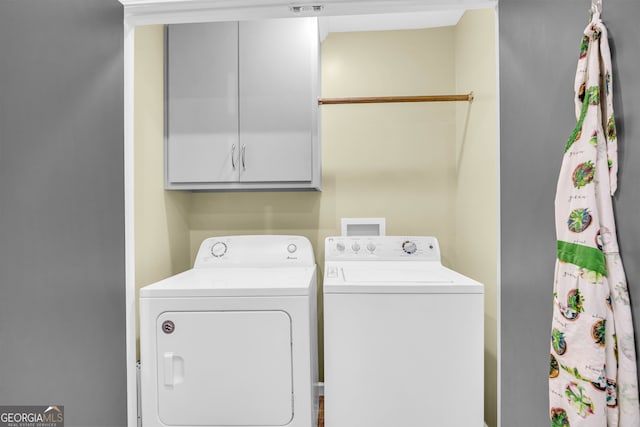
[156,310,293,426]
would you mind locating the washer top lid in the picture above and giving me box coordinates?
[140,266,316,298]
[324,262,483,294]
[343,264,452,283]
[194,235,315,268]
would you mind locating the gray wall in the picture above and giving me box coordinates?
[500,0,640,425]
[0,1,126,426]
[4,1,640,426]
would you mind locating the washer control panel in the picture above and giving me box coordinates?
[194,235,315,268]
[325,236,441,262]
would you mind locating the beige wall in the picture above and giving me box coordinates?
[190,27,458,263]
[134,15,498,421]
[134,25,192,356]
[190,27,459,262]
[454,9,498,427]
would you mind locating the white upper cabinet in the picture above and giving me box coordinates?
[166,18,321,191]
[167,22,239,184]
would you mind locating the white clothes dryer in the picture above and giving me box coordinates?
[323,236,484,427]
[140,235,318,427]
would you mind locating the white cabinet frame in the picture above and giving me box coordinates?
[119,1,498,426]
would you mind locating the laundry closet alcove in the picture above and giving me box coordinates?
[120,1,500,426]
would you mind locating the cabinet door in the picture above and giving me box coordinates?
[238,18,318,183]
[166,22,240,185]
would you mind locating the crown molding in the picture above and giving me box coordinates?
[118,0,497,26]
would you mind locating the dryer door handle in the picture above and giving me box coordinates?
[163,352,184,388]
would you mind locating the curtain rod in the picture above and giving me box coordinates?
[318,92,474,105]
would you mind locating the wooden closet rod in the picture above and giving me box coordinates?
[318,92,474,105]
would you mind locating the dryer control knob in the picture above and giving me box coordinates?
[402,240,417,254]
[351,242,361,252]
[335,242,346,252]
[211,242,228,258]
[366,242,376,253]
[287,243,297,253]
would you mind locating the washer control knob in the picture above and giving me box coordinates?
[351,242,361,252]
[402,240,417,254]
[211,242,228,258]
[335,242,346,252]
[366,242,376,253]
[287,243,297,253]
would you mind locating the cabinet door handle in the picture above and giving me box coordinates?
[241,145,246,171]
[231,144,236,170]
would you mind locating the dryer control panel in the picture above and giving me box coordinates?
[324,236,441,262]
[194,235,315,268]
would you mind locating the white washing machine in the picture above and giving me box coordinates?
[140,235,318,427]
[323,236,484,427]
